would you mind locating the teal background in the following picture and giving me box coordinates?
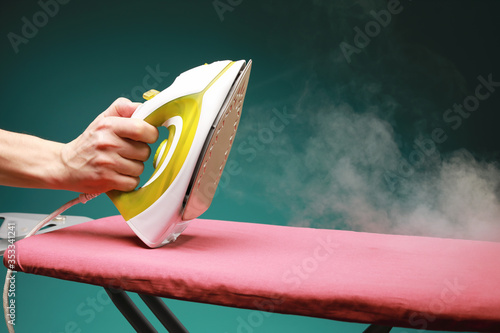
[1,0,499,332]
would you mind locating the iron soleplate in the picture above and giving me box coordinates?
[182,60,252,220]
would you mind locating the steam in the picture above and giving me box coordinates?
[230,0,500,241]
[262,100,500,241]
[233,78,500,241]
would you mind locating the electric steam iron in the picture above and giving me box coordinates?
[107,60,252,248]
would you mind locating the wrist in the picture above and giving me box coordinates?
[0,130,70,190]
[39,140,69,191]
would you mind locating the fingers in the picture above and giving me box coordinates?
[110,174,141,192]
[98,97,159,144]
[113,156,145,178]
[118,139,151,162]
[93,117,155,192]
[110,117,159,144]
[93,154,144,192]
[106,155,147,192]
[61,98,160,193]
[102,97,142,118]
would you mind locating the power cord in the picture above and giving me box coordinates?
[3,193,99,333]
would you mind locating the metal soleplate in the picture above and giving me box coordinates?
[182,60,252,220]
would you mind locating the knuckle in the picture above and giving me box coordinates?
[93,131,119,151]
[133,122,147,139]
[115,97,130,105]
[132,120,158,143]
[110,97,132,114]
[88,169,115,191]
[126,119,145,139]
[94,155,115,168]
[95,116,114,131]
[93,133,108,150]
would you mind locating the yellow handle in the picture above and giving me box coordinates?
[107,94,202,221]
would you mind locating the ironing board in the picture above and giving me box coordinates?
[4,215,500,332]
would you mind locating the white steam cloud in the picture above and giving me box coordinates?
[232,0,500,242]
[258,99,500,242]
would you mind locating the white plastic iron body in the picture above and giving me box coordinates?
[107,60,252,248]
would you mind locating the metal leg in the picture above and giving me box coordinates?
[106,287,390,333]
[363,325,393,333]
[104,288,158,333]
[139,294,189,333]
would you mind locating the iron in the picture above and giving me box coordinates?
[107,60,252,248]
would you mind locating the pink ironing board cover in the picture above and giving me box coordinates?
[4,215,500,331]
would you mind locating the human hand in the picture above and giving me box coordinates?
[59,98,159,193]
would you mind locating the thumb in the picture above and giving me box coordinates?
[102,97,142,118]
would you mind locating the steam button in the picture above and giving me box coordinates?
[143,89,160,101]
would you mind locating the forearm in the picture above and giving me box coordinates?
[0,129,65,189]
[0,98,156,193]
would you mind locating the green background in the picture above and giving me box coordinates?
[1,0,499,332]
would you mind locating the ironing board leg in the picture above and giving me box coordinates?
[104,288,158,333]
[363,325,393,333]
[139,294,189,333]
[105,286,391,333]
